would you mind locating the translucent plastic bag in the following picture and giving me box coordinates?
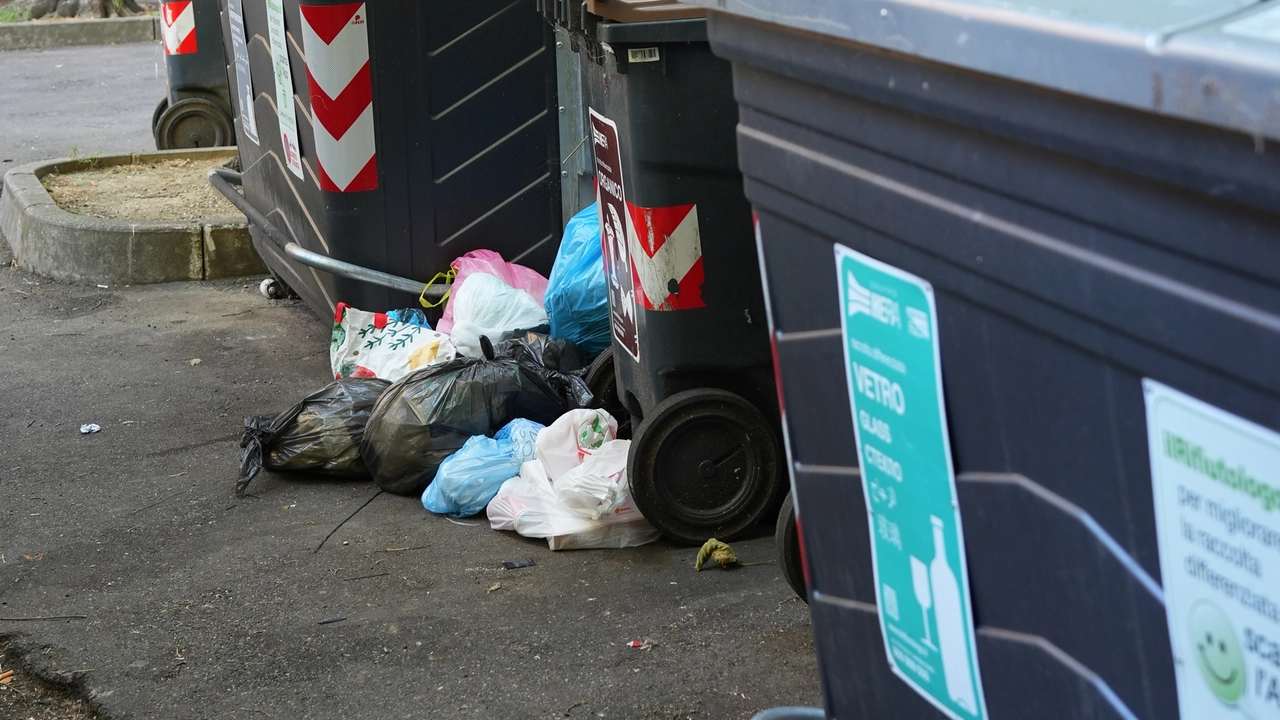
[361,344,594,496]
[555,439,630,520]
[421,418,542,518]
[238,378,389,496]
[449,273,548,357]
[436,250,549,335]
[486,460,659,550]
[546,204,611,357]
[535,409,618,482]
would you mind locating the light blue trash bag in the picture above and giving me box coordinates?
[422,418,543,517]
[545,204,610,357]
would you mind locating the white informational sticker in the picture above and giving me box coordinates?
[628,47,660,63]
[226,0,259,145]
[265,0,304,178]
[1145,380,1280,720]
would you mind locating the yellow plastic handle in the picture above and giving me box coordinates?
[418,268,456,308]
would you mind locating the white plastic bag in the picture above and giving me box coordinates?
[331,302,456,382]
[449,273,548,357]
[486,460,659,550]
[555,440,630,520]
[487,460,551,533]
[535,409,618,482]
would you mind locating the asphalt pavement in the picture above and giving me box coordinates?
[0,40,821,720]
[1,41,166,170]
[0,243,820,720]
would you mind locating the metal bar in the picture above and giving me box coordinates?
[206,168,448,300]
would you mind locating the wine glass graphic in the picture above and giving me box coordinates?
[911,556,937,650]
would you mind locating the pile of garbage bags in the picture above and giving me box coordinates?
[418,408,658,549]
[487,409,659,550]
[361,333,592,496]
[239,210,658,549]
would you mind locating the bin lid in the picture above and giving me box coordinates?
[596,17,707,44]
[588,0,705,23]
[687,0,1280,142]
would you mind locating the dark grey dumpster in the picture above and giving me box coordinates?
[215,0,563,318]
[691,0,1280,718]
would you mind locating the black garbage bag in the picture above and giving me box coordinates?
[361,337,594,496]
[496,331,587,374]
[238,378,389,496]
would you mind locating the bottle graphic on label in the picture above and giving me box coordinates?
[930,515,978,714]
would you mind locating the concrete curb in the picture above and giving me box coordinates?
[0,147,266,286]
[0,15,160,51]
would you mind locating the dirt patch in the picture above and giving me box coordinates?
[0,638,101,720]
[43,157,242,223]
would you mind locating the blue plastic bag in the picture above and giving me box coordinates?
[386,307,431,330]
[546,204,610,356]
[421,418,543,517]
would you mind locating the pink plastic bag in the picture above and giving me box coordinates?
[435,250,549,335]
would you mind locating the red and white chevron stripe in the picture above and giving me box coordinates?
[300,2,377,193]
[626,202,705,311]
[161,0,196,55]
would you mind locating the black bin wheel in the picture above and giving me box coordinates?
[155,97,233,150]
[628,388,783,544]
[152,96,169,143]
[776,491,808,602]
[585,346,631,439]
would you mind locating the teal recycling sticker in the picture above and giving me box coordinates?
[835,244,987,720]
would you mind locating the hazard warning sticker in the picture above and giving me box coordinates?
[627,201,704,311]
[589,109,640,361]
[161,0,197,55]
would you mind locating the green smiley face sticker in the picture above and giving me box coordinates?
[1189,600,1246,704]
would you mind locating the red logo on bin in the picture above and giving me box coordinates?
[161,0,197,55]
[300,2,378,193]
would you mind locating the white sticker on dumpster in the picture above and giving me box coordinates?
[1145,380,1280,720]
[265,0,304,178]
[628,47,660,63]
[226,0,259,145]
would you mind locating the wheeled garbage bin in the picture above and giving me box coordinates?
[579,3,785,544]
[213,0,563,319]
[155,0,236,149]
[691,0,1280,719]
